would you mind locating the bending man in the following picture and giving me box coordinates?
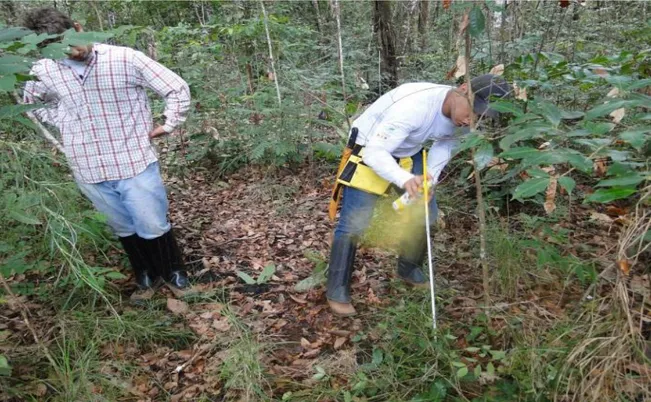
[327,74,511,316]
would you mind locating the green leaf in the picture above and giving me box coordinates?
[0,354,11,376]
[451,361,466,368]
[560,110,585,120]
[258,263,276,284]
[585,100,633,120]
[619,129,649,151]
[456,366,469,378]
[104,271,127,280]
[0,55,35,76]
[62,31,114,46]
[500,147,541,160]
[585,188,637,203]
[526,168,550,178]
[537,101,562,127]
[236,271,257,285]
[487,362,495,376]
[0,104,41,120]
[596,174,645,188]
[8,210,41,225]
[372,348,384,365]
[0,74,17,92]
[488,100,523,116]
[40,42,68,59]
[513,178,550,200]
[468,7,485,37]
[0,27,32,42]
[474,142,493,170]
[558,177,576,194]
[562,151,593,173]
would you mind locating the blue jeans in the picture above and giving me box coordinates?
[76,162,171,239]
[334,149,438,240]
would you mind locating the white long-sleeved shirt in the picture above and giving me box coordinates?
[352,83,459,188]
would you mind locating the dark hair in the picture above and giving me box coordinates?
[23,7,74,35]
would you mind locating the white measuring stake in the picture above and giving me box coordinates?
[422,150,437,330]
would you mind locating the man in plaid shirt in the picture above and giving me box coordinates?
[23,8,192,295]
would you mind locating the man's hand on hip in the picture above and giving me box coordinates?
[148,125,168,139]
[403,174,433,198]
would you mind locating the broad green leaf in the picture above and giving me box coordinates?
[0,27,32,42]
[558,177,576,194]
[0,355,11,376]
[585,188,636,203]
[513,178,550,200]
[0,55,35,75]
[104,271,127,280]
[526,168,550,178]
[608,162,636,176]
[258,263,276,284]
[40,42,68,59]
[585,100,633,120]
[0,74,16,92]
[473,142,493,170]
[456,366,469,378]
[626,78,651,91]
[595,174,645,188]
[468,7,486,37]
[499,123,551,149]
[488,100,523,116]
[8,210,41,225]
[619,129,649,151]
[236,271,256,285]
[560,110,585,120]
[538,101,562,127]
[456,131,483,154]
[20,33,60,46]
[451,361,466,368]
[63,31,114,46]
[562,152,593,173]
[500,147,540,159]
[0,104,41,120]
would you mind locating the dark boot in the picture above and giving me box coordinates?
[119,234,156,289]
[326,234,358,316]
[397,229,429,287]
[144,229,190,289]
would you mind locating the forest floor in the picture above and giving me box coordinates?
[2,160,650,402]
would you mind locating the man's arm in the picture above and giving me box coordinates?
[362,107,427,188]
[23,67,59,127]
[132,50,191,134]
[426,137,459,186]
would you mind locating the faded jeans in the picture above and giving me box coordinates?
[76,162,171,239]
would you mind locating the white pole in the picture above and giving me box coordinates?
[423,150,436,329]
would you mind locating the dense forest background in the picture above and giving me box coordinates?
[0,1,649,401]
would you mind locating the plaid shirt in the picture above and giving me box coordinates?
[23,44,191,184]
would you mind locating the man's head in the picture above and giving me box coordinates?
[23,7,91,61]
[444,74,512,127]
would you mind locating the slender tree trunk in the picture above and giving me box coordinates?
[333,0,350,130]
[418,0,429,51]
[91,1,104,31]
[312,0,324,34]
[373,0,399,89]
[260,0,282,106]
[463,15,491,310]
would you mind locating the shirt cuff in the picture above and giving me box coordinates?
[395,171,416,189]
[162,123,175,134]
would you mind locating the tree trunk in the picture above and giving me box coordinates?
[417,0,429,51]
[312,0,324,34]
[373,0,399,89]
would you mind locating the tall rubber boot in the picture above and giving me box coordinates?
[397,229,429,287]
[326,234,358,316]
[119,234,155,290]
[144,229,190,289]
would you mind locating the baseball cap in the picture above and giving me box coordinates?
[470,74,512,118]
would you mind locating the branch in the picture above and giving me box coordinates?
[259,0,282,106]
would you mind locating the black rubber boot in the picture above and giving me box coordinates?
[144,229,190,289]
[326,235,358,316]
[119,234,156,289]
[397,229,428,286]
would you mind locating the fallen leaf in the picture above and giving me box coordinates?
[589,211,613,224]
[610,108,625,123]
[606,87,620,98]
[212,318,231,332]
[544,175,558,215]
[593,159,607,176]
[593,67,609,77]
[289,294,308,304]
[300,338,312,349]
[443,0,452,10]
[617,260,630,276]
[334,337,347,350]
[167,298,189,315]
[513,82,527,101]
[489,64,504,76]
